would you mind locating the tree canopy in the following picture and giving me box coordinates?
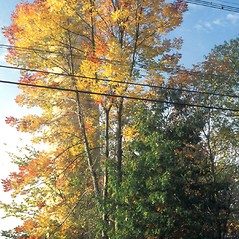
[1,1,239,239]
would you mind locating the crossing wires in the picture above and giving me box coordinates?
[184,0,239,13]
[0,65,239,112]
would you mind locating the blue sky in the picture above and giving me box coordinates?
[0,0,239,235]
[176,1,239,66]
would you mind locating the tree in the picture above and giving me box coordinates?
[109,34,239,236]
[108,87,212,238]
[184,38,239,239]
[109,76,239,239]
[1,0,187,238]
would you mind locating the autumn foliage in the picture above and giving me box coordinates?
[8,0,239,238]
[2,0,239,238]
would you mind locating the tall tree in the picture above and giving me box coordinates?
[1,0,187,238]
[110,80,239,239]
[185,38,239,238]
[110,89,211,238]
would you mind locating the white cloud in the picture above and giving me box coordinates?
[227,13,239,24]
[213,19,225,26]
[193,14,239,32]
[194,23,204,31]
[194,21,213,31]
[204,22,212,29]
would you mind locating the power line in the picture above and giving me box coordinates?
[0,63,239,101]
[1,44,239,99]
[0,43,123,65]
[216,0,239,7]
[185,0,239,13]
[0,78,238,112]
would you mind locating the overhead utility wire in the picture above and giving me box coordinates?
[0,64,239,100]
[184,0,239,13]
[0,78,238,112]
[0,42,235,80]
[0,43,122,65]
[216,0,239,6]
[1,44,239,99]
[0,43,59,55]
[1,42,238,81]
